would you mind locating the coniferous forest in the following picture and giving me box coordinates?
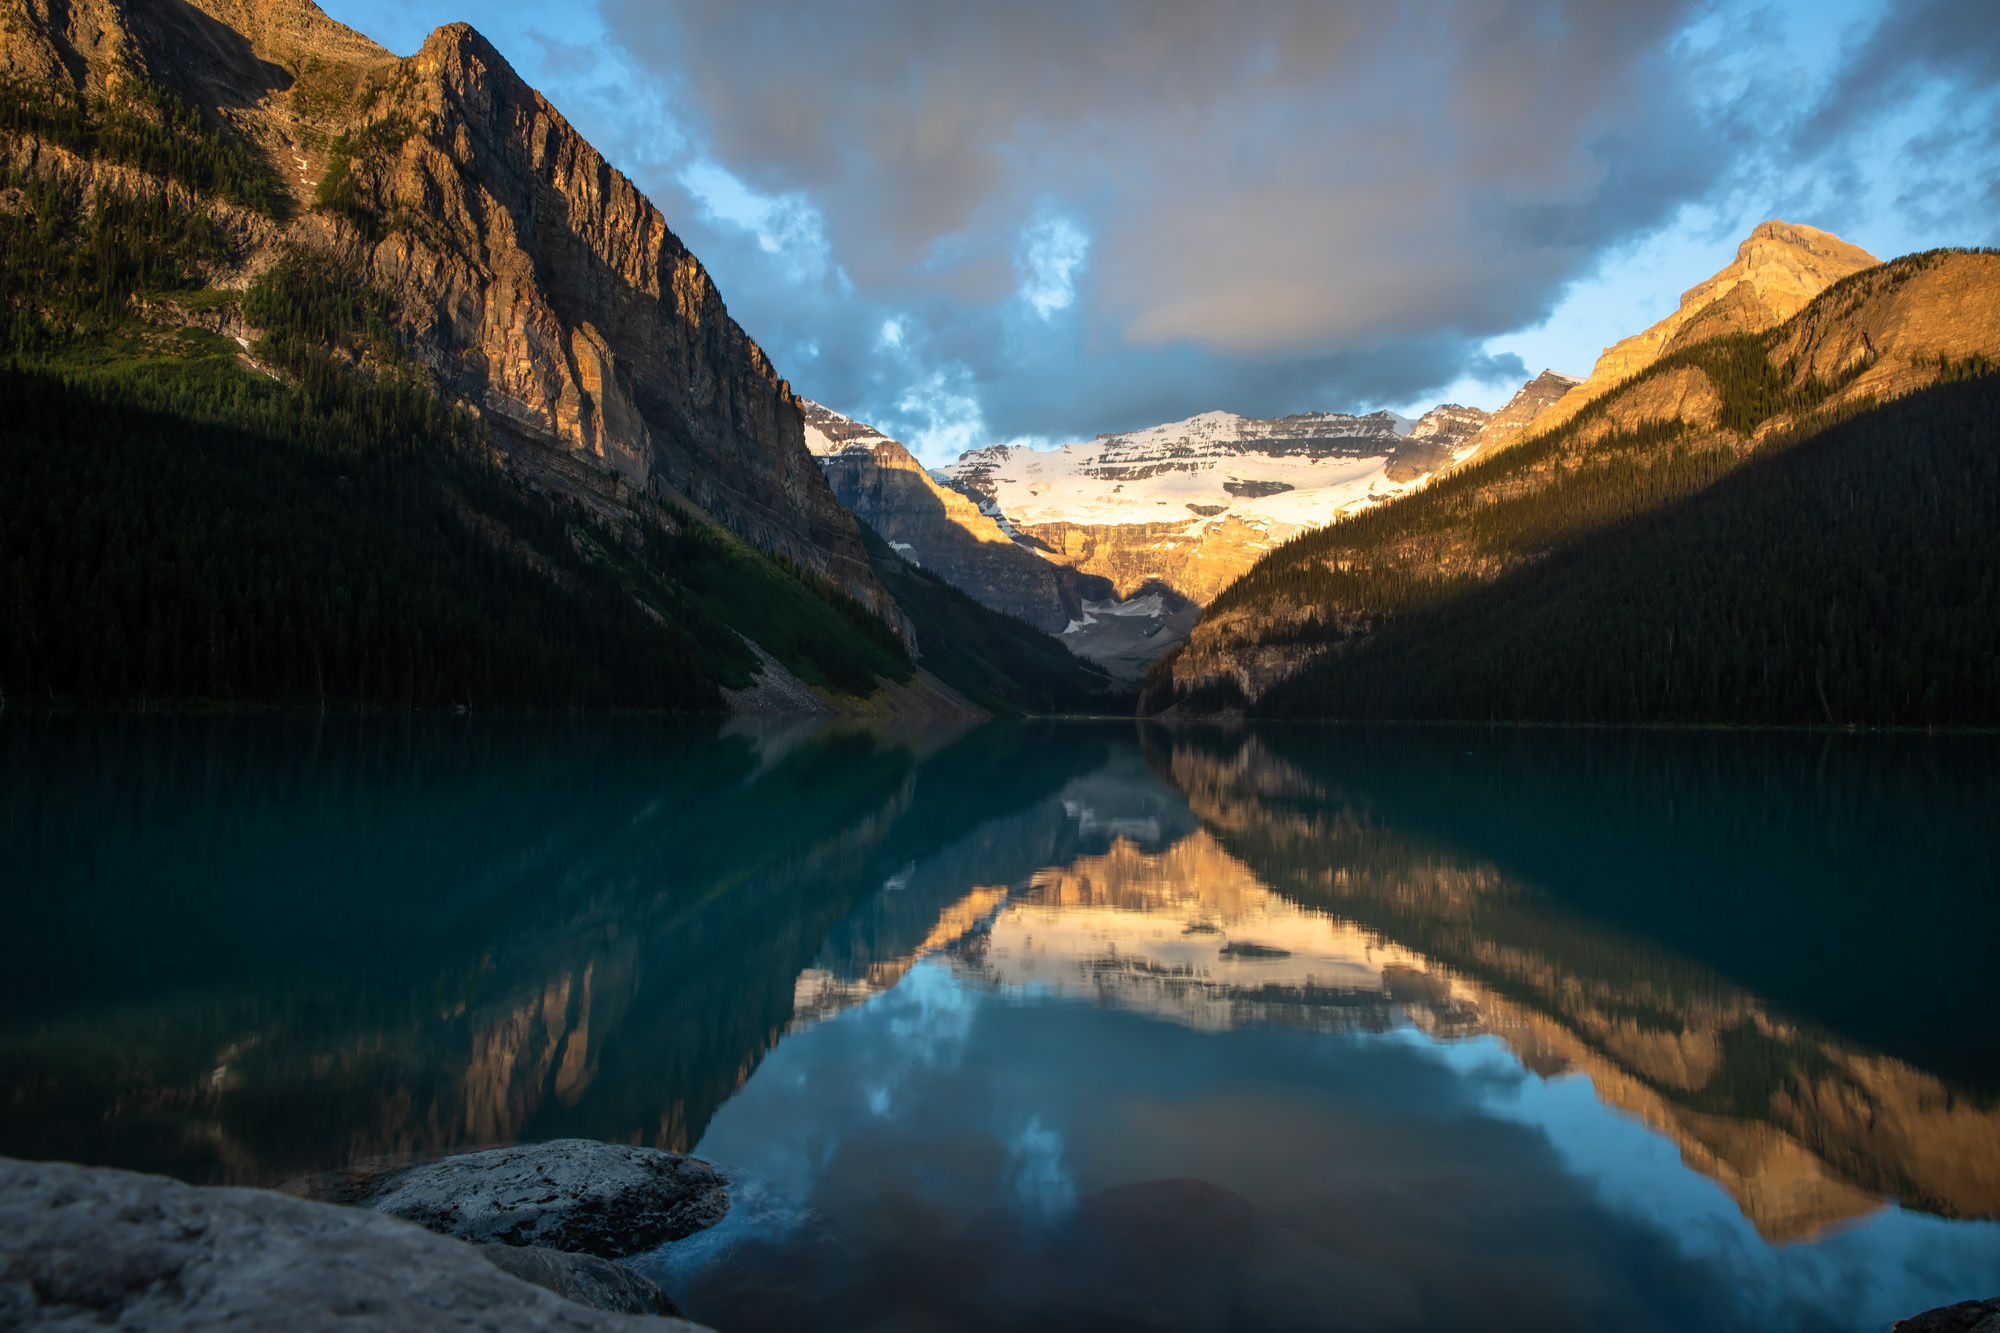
[1254,375,2000,725]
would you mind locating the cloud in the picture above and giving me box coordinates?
[488,0,2000,460]
[1018,214,1089,320]
[606,0,1715,350]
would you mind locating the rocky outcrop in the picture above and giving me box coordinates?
[364,25,884,604]
[0,0,893,618]
[1528,220,1879,439]
[0,1156,712,1330]
[1772,250,2000,415]
[358,1140,730,1258]
[1446,368,1580,469]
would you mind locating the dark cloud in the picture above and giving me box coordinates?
[1799,0,2000,145]
[611,0,1713,346]
[571,0,1996,454]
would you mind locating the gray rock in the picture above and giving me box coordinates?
[0,1156,713,1330]
[1894,1298,2000,1332]
[478,1245,680,1317]
[362,1140,729,1258]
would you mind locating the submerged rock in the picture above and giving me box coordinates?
[478,1244,682,1317]
[0,1156,711,1330]
[361,1140,729,1258]
[1894,1298,2000,1331]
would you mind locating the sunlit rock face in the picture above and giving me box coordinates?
[803,401,1088,635]
[1443,369,1581,466]
[0,0,891,615]
[1523,221,1879,442]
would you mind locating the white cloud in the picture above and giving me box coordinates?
[677,160,839,286]
[1018,214,1090,318]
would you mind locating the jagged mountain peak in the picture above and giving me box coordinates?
[1527,220,1880,439]
[1679,218,1879,317]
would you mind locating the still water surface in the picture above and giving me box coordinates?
[3,717,1998,1331]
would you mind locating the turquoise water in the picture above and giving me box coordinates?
[3,716,1997,1330]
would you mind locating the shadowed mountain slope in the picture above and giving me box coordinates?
[1145,239,2000,721]
[854,522,1128,718]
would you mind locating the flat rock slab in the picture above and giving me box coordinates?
[1895,1298,2000,1332]
[478,1245,680,1317]
[362,1140,729,1258]
[0,1156,713,1331]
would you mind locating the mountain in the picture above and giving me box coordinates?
[0,0,1023,714]
[945,403,1493,608]
[803,398,1193,683]
[3,0,883,604]
[1525,221,1878,440]
[1144,234,2000,722]
[804,399,1093,634]
[1443,368,1581,466]
[800,397,1506,680]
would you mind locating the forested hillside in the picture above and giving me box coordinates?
[1256,374,2000,725]
[1145,246,2000,724]
[0,83,912,710]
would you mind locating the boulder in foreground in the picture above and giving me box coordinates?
[0,1157,711,1330]
[361,1140,729,1258]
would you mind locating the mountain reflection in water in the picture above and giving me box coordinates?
[3,716,1997,1331]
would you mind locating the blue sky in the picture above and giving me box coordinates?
[323,0,2000,464]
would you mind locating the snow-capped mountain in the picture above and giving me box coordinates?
[800,393,1554,679]
[942,403,1491,614]
[950,405,1486,535]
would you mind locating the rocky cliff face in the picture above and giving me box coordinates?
[1,0,890,614]
[803,399,1089,634]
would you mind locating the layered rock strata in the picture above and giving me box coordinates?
[948,404,1492,609]
[0,0,892,615]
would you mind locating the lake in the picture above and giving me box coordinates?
[3,715,1997,1331]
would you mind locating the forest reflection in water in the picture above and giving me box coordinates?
[2,715,1997,1331]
